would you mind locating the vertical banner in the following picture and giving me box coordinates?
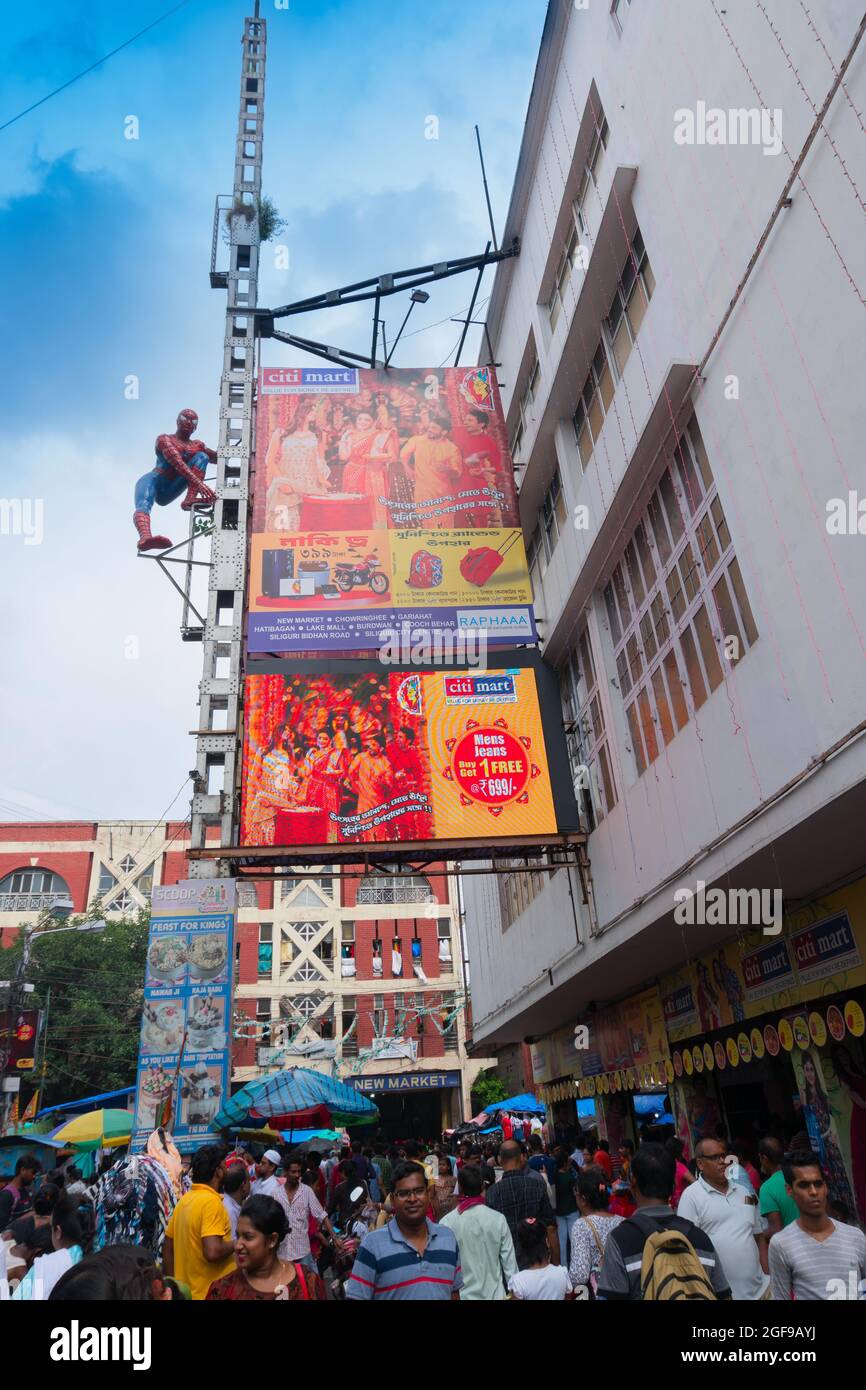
[131,881,236,1154]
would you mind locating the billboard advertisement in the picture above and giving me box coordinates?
[131,881,236,1155]
[659,879,866,1045]
[248,366,536,653]
[0,1009,38,1073]
[240,664,561,850]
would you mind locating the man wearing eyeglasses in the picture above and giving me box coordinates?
[345,1161,462,1300]
[676,1138,770,1300]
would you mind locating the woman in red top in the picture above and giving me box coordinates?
[592,1140,613,1180]
[206,1197,326,1302]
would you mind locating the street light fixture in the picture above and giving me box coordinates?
[385,289,431,367]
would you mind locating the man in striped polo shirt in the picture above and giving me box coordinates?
[769,1152,866,1300]
[346,1161,463,1301]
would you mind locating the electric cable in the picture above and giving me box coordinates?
[0,0,195,134]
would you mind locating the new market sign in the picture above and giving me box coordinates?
[347,1071,460,1093]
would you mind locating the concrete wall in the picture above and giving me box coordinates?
[465,0,866,1042]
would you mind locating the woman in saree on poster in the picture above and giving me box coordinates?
[831,1043,866,1224]
[304,731,350,842]
[339,410,398,530]
[452,406,505,528]
[796,1050,856,1215]
[265,402,332,531]
[247,724,305,846]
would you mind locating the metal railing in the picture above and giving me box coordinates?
[0,893,67,914]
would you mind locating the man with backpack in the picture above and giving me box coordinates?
[597,1143,731,1300]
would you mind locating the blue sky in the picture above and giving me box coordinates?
[0,0,547,821]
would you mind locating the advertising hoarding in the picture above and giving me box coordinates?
[240,664,561,851]
[248,366,536,653]
[0,1009,38,1072]
[131,881,236,1155]
[659,881,866,1045]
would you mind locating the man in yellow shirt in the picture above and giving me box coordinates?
[163,1145,236,1299]
[400,416,462,529]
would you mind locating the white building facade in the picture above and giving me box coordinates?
[463,0,866,1159]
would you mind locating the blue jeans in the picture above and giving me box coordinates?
[556,1214,573,1268]
[134,451,209,512]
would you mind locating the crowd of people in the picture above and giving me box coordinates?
[2,1122,865,1301]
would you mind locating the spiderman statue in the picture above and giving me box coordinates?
[133,409,218,552]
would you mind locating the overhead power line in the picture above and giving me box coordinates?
[0,0,195,134]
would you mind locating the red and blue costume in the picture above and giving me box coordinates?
[133,409,217,552]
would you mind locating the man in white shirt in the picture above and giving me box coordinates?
[676,1137,769,1300]
[250,1149,284,1198]
[222,1163,250,1239]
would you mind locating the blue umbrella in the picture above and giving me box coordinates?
[481,1092,546,1116]
[215,1067,378,1131]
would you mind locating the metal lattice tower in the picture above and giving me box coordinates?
[189,10,266,878]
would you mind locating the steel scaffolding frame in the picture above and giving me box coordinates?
[188,9,266,877]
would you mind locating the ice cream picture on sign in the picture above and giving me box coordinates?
[444,721,536,814]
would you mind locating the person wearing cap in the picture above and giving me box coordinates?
[252,1151,341,1270]
[251,1150,286,1203]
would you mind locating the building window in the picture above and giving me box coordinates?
[605,227,655,376]
[575,110,610,240]
[605,417,758,777]
[442,993,458,1046]
[356,874,435,905]
[295,920,325,943]
[498,858,553,931]
[437,918,453,962]
[372,994,387,1037]
[560,627,618,829]
[258,923,273,978]
[340,921,356,977]
[573,340,616,470]
[97,855,153,909]
[342,997,358,1057]
[548,224,582,331]
[528,469,567,591]
[256,999,272,1040]
[0,868,70,910]
[280,869,334,904]
[509,349,540,466]
[282,992,325,1025]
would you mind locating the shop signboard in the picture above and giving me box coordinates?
[1,1009,38,1073]
[248,366,536,654]
[347,1070,459,1093]
[660,881,866,1045]
[131,881,236,1155]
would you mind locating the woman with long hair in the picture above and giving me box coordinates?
[247,723,303,845]
[339,409,398,529]
[799,1050,855,1213]
[265,402,332,531]
[206,1196,326,1301]
[829,1043,866,1224]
